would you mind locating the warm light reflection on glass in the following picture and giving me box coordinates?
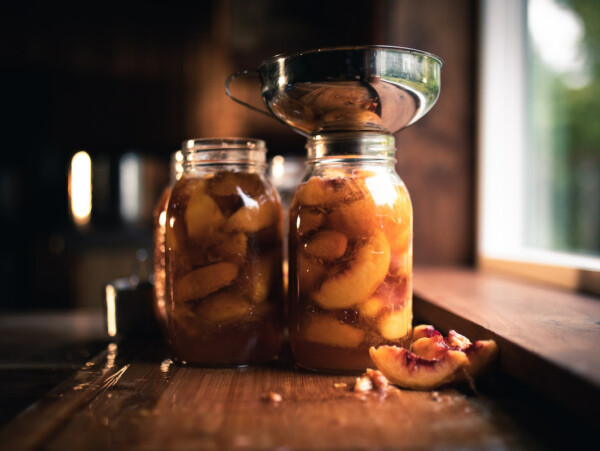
[70,151,92,226]
[174,150,184,181]
[105,284,117,337]
[159,210,167,227]
[365,175,398,207]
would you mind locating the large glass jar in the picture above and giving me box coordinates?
[165,138,284,365]
[152,150,183,336]
[288,133,413,373]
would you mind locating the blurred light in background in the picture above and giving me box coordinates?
[69,151,92,227]
[119,152,142,225]
[105,283,117,337]
[528,0,591,89]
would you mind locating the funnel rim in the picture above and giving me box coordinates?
[260,45,444,68]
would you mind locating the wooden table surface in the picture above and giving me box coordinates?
[1,269,598,450]
[0,339,543,451]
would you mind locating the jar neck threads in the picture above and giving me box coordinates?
[182,138,267,173]
[305,133,396,162]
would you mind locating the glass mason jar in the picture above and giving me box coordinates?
[288,133,413,373]
[153,150,184,336]
[165,138,284,365]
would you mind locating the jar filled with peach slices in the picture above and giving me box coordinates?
[153,150,183,336]
[288,133,412,373]
[165,138,284,365]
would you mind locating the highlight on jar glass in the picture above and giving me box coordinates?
[164,138,284,365]
[288,133,413,373]
[152,150,184,336]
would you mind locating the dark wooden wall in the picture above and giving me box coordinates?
[0,0,476,309]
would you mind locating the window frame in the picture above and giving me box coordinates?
[477,0,600,294]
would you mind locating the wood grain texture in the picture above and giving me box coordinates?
[413,267,600,423]
[0,341,538,451]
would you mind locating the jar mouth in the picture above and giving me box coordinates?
[182,137,267,167]
[305,132,396,161]
[184,137,266,151]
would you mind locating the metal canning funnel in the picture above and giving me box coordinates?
[226,46,443,137]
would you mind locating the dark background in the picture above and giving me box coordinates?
[0,0,477,310]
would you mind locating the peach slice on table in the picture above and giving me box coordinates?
[460,340,499,378]
[412,324,442,341]
[185,181,226,242]
[410,335,448,360]
[369,345,468,390]
[410,325,499,379]
[173,262,238,303]
[313,230,390,309]
[303,230,348,260]
[302,316,364,348]
[447,330,472,350]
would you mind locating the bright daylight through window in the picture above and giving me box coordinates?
[479,0,600,289]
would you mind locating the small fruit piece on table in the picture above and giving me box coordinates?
[412,324,442,341]
[460,340,499,379]
[410,324,499,381]
[369,345,468,390]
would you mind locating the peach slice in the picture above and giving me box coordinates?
[297,210,324,236]
[239,253,279,304]
[461,340,499,378]
[369,345,468,390]
[378,302,412,340]
[304,230,348,260]
[208,232,248,264]
[297,176,364,207]
[447,330,472,350]
[410,336,448,360]
[197,291,251,324]
[298,256,327,294]
[226,196,278,233]
[313,230,390,309]
[185,181,226,242]
[410,326,499,380]
[412,324,442,341]
[326,197,379,240]
[358,294,385,319]
[302,316,364,348]
[173,262,238,303]
[207,171,265,198]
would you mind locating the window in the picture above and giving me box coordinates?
[478,0,600,292]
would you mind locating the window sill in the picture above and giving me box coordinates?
[413,266,600,422]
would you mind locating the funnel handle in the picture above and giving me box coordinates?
[225,70,274,119]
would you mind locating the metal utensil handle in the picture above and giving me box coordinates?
[225,70,274,118]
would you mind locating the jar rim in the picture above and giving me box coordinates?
[181,137,267,168]
[305,132,396,161]
[183,137,266,152]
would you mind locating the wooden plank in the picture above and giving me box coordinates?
[413,267,600,423]
[0,342,538,450]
